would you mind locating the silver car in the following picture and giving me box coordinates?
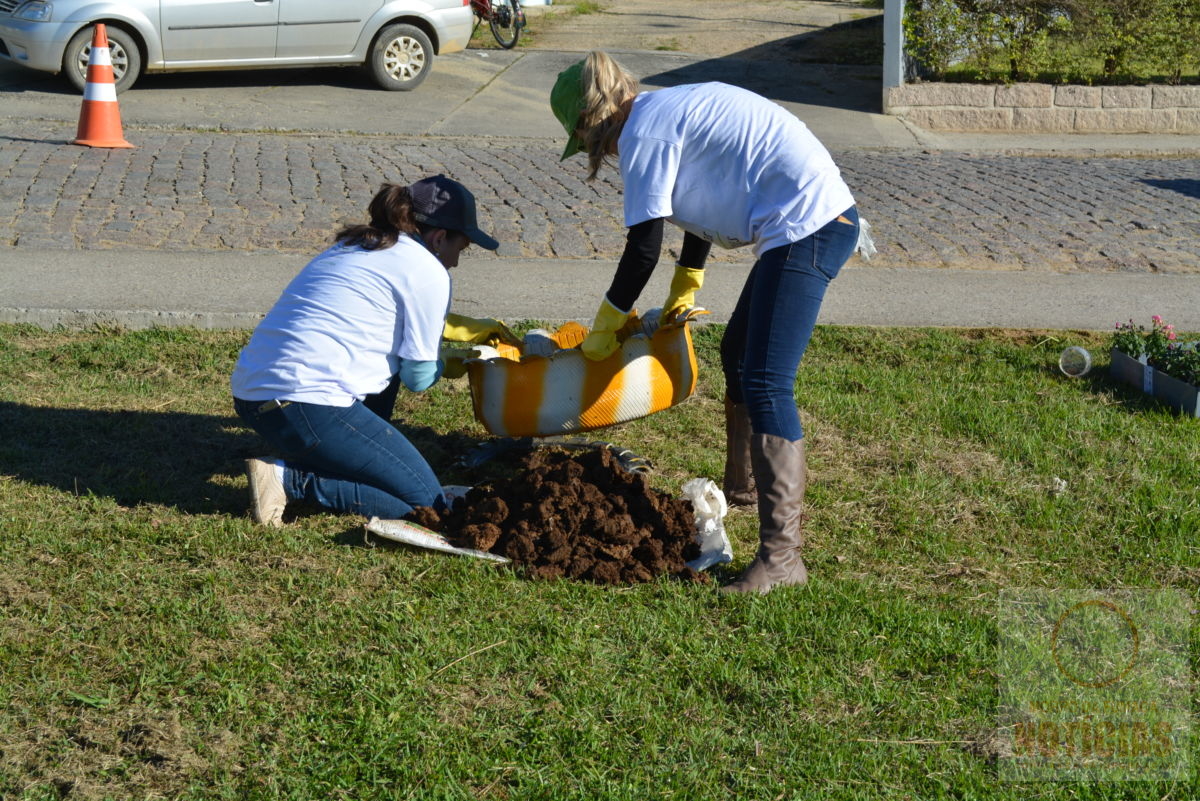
[0,0,474,92]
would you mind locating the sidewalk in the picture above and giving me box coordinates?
[1,49,1198,333]
[4,49,1198,153]
[3,248,1198,332]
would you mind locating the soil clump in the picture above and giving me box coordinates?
[406,447,706,585]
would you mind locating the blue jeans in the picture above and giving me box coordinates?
[233,397,445,519]
[721,207,860,442]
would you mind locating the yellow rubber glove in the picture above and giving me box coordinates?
[663,263,704,321]
[443,313,520,346]
[580,298,630,362]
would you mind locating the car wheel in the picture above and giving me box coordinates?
[369,24,433,91]
[63,25,142,93]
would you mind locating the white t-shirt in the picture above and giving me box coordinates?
[230,236,450,406]
[618,82,855,257]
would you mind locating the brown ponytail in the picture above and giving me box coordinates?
[579,51,640,180]
[334,183,420,250]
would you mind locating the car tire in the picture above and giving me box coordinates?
[63,25,142,94]
[369,24,433,91]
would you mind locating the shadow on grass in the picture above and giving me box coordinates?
[640,16,883,112]
[1073,368,1193,418]
[0,401,501,516]
[1022,352,1195,419]
[0,401,255,514]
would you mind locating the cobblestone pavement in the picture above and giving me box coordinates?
[3,121,1199,272]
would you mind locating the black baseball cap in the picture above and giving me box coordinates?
[409,175,499,251]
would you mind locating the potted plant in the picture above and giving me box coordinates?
[1110,316,1200,417]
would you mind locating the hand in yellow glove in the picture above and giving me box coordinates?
[663,263,704,322]
[443,313,520,346]
[580,297,630,361]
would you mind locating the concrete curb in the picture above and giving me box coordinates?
[3,248,1197,333]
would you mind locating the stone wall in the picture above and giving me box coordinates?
[884,83,1200,133]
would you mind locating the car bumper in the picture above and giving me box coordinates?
[0,18,76,73]
[432,6,473,54]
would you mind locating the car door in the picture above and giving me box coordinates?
[161,0,280,63]
[275,0,383,59]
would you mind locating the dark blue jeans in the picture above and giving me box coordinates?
[721,207,860,441]
[233,397,445,520]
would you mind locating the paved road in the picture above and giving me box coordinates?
[4,118,1199,273]
[2,49,1199,331]
[0,49,898,142]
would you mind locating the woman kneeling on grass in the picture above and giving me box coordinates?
[231,175,515,526]
[551,51,862,594]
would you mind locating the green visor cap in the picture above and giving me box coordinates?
[550,60,586,161]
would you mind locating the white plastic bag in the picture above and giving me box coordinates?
[681,478,733,571]
[855,216,877,261]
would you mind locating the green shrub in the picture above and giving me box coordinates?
[904,0,1200,84]
[904,0,970,76]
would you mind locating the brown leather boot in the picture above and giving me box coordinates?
[721,434,808,594]
[722,396,757,506]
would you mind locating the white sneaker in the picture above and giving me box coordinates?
[245,458,286,527]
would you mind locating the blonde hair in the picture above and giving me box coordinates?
[578,51,639,180]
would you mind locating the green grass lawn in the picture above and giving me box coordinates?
[0,322,1196,800]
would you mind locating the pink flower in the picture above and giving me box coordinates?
[1169,331,1177,340]
[1152,315,1163,324]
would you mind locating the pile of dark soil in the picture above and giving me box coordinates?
[406,447,705,585]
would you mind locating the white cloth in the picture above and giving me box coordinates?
[618,82,855,257]
[231,236,450,406]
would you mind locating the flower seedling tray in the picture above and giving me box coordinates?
[1152,371,1200,417]
[1109,348,1200,418]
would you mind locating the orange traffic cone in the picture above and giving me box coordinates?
[73,24,133,149]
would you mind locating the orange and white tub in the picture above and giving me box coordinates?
[465,308,705,437]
